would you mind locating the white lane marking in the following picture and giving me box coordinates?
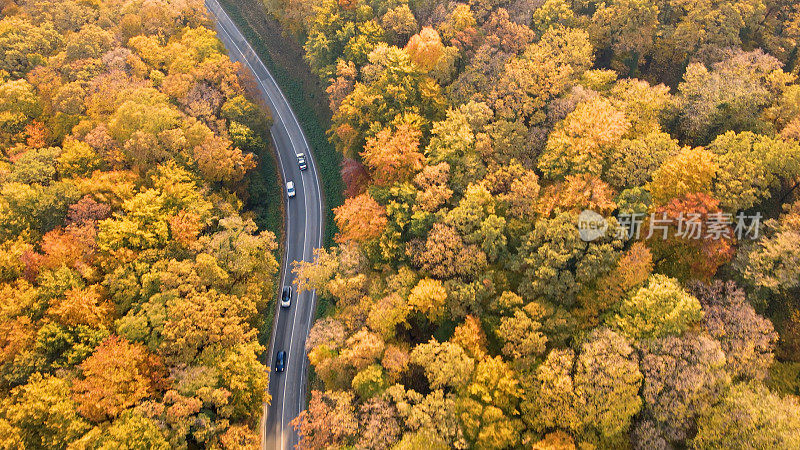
[204,0,291,374]
[204,5,301,449]
[206,2,325,447]
[281,178,309,447]
[239,12,325,432]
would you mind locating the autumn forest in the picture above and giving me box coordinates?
[1,0,800,448]
[0,0,277,447]
[278,0,800,448]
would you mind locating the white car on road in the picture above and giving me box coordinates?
[280,286,292,308]
[286,181,296,198]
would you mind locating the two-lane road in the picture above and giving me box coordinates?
[205,1,323,448]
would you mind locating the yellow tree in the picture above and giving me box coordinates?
[538,97,631,180]
[405,27,446,72]
[451,315,488,359]
[491,26,593,124]
[0,374,90,449]
[405,27,458,83]
[537,174,617,218]
[361,121,425,186]
[47,285,113,328]
[333,193,388,244]
[459,356,524,448]
[649,147,719,205]
[408,278,448,322]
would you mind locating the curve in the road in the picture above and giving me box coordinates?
[204,1,324,448]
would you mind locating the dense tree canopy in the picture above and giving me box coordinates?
[0,0,276,447]
[278,0,800,445]
[273,0,800,445]
[5,0,800,445]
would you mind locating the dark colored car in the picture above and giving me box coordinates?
[275,351,286,372]
[281,285,292,308]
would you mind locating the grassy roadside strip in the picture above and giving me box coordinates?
[216,0,344,250]
[244,138,283,348]
[213,0,342,358]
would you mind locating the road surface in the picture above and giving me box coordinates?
[205,1,324,448]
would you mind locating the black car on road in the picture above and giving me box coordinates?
[275,351,286,372]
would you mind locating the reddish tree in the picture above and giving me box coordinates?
[340,158,370,198]
[646,193,735,281]
[66,196,112,226]
[24,121,49,148]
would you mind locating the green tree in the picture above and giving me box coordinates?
[381,4,418,46]
[676,50,793,143]
[605,132,681,190]
[0,17,62,77]
[574,328,643,439]
[694,383,800,449]
[709,131,800,211]
[739,200,800,297]
[8,146,61,185]
[0,79,43,138]
[590,0,659,75]
[351,364,387,399]
[410,339,474,390]
[511,212,623,305]
[331,44,445,157]
[0,181,81,239]
[497,301,548,367]
[609,274,703,340]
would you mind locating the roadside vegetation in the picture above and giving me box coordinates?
[220,0,345,247]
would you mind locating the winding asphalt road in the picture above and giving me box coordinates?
[205,1,323,448]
